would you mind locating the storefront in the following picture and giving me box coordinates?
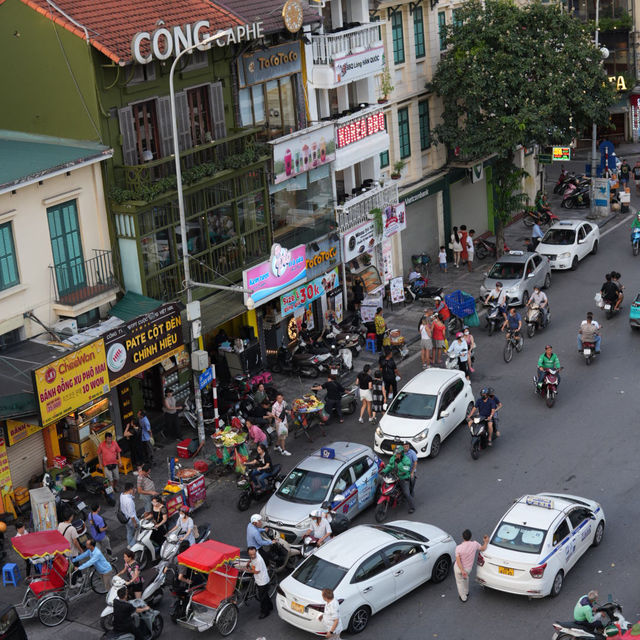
[4,420,48,489]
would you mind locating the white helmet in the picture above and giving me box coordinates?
[310,510,323,518]
[250,514,262,524]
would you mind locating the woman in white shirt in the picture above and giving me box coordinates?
[451,226,463,268]
[168,507,196,546]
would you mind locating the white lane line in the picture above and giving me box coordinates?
[600,215,633,238]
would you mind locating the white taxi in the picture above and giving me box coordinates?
[475,493,605,598]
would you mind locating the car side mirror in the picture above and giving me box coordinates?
[578,238,585,244]
[527,272,535,278]
[440,410,449,419]
[589,512,596,520]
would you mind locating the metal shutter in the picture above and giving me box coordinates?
[117,106,138,166]
[155,96,175,158]
[175,91,193,152]
[207,82,227,140]
[8,432,46,489]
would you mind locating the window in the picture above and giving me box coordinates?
[413,7,425,58]
[276,468,332,504]
[186,86,212,146]
[398,107,411,159]
[47,200,86,296]
[127,63,156,86]
[418,100,431,150]
[380,114,389,167]
[568,508,591,529]
[532,255,542,267]
[553,520,570,546]
[452,8,462,28]
[333,468,353,496]
[578,226,586,242]
[0,222,19,291]
[492,522,547,554]
[351,457,370,480]
[0,327,21,350]
[388,391,437,419]
[132,100,160,162]
[353,553,387,583]
[438,12,447,50]
[292,556,348,590]
[392,11,405,64]
[382,543,421,566]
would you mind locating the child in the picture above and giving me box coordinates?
[438,246,448,273]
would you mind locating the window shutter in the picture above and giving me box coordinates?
[207,82,227,140]
[293,74,308,130]
[175,91,193,152]
[156,96,175,158]
[117,106,138,166]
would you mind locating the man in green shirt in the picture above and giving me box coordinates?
[631,212,640,229]
[536,345,560,385]
[573,590,604,633]
[382,448,415,513]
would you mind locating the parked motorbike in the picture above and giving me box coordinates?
[561,183,590,209]
[181,396,217,432]
[551,600,629,640]
[631,228,640,256]
[522,207,559,228]
[469,416,490,460]
[533,368,560,408]
[375,473,402,523]
[484,302,504,336]
[474,237,511,260]
[580,340,598,366]
[236,464,284,511]
[525,304,549,338]
[101,597,163,640]
[43,472,89,542]
[405,276,444,302]
[322,319,365,358]
[326,344,353,378]
[552,168,569,194]
[73,460,116,507]
[269,339,323,378]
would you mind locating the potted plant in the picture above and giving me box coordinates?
[378,66,394,103]
[369,208,384,236]
[391,160,406,180]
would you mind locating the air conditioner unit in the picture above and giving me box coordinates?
[53,318,78,336]
[309,0,326,7]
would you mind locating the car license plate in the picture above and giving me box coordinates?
[604,304,611,311]
[498,566,514,576]
[105,486,114,494]
[77,501,86,511]
[355,345,361,352]
[291,601,304,613]
[583,348,591,355]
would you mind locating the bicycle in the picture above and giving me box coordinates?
[503,330,523,363]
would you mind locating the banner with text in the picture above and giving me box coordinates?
[6,420,44,446]
[280,268,340,315]
[333,46,384,85]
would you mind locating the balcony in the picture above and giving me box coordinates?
[50,250,119,312]
[310,23,384,89]
[333,105,389,171]
[336,182,399,233]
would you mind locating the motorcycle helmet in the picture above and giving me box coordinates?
[434,296,442,301]
[455,332,463,338]
[487,387,495,396]
[310,510,323,519]
[480,388,489,397]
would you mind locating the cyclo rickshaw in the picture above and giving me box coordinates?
[12,530,112,627]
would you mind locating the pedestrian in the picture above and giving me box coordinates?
[450,226,462,268]
[352,277,365,307]
[438,246,448,273]
[378,349,400,401]
[123,418,143,469]
[13,521,31,579]
[419,316,432,369]
[466,230,475,271]
[454,529,489,602]
[374,307,386,353]
[87,503,112,559]
[137,410,153,463]
[163,388,183,440]
[271,393,291,456]
[58,511,83,557]
[253,383,268,406]
[245,419,268,447]
[371,371,386,422]
[633,160,640,193]
[319,588,343,639]
[97,432,121,491]
[72,537,114,591]
[402,442,418,497]
[356,364,373,423]
[116,549,144,599]
[245,546,272,619]
[431,314,446,365]
[463,326,476,373]
[619,158,631,187]
[120,483,138,548]
[136,464,156,514]
[531,221,544,249]
[312,375,345,424]
[459,225,469,267]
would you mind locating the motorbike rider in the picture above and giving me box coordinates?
[573,590,605,634]
[467,388,499,445]
[611,271,624,310]
[381,448,415,514]
[433,296,451,322]
[462,326,476,373]
[303,510,332,546]
[501,306,522,339]
[113,585,150,640]
[484,282,507,319]
[246,514,284,567]
[631,211,640,230]
[527,285,549,327]
[245,443,273,490]
[578,312,601,353]
[536,345,561,386]
[600,272,622,312]
[447,332,470,376]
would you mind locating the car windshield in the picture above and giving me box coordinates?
[369,524,428,542]
[292,555,348,591]
[491,521,547,554]
[488,262,524,279]
[542,229,575,245]
[276,468,332,504]
[387,391,437,419]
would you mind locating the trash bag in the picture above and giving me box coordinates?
[465,311,480,327]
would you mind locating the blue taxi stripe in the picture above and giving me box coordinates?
[538,508,601,565]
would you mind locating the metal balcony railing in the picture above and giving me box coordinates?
[311,23,382,65]
[336,183,399,233]
[50,250,118,306]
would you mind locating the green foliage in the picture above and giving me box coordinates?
[380,66,395,99]
[370,208,384,236]
[590,12,632,32]
[493,157,529,223]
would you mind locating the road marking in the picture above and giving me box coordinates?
[600,215,632,238]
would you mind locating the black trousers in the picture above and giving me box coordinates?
[324,398,343,420]
[383,378,397,399]
[257,583,273,615]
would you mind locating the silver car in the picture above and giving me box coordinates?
[479,250,551,306]
[260,441,381,544]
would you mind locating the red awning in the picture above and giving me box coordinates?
[12,531,71,560]
[177,540,240,573]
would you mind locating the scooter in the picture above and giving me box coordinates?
[533,368,561,408]
[485,302,504,336]
[43,472,89,541]
[474,238,511,260]
[525,304,549,338]
[236,464,284,511]
[73,460,116,507]
[561,183,590,209]
[631,228,640,256]
[580,340,599,366]
[101,598,163,640]
[601,297,621,320]
[405,277,444,302]
[374,474,402,523]
[321,319,365,358]
[552,168,569,194]
[551,600,629,640]
[270,339,323,378]
[469,416,490,460]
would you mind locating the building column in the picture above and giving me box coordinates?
[331,0,343,29]
[317,89,331,120]
[337,85,349,112]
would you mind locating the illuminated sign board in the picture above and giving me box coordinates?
[552,147,571,162]
[336,111,386,149]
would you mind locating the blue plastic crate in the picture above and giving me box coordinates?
[445,290,476,318]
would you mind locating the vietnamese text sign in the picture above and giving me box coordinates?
[280,268,339,315]
[382,202,407,239]
[552,147,571,161]
[199,366,214,390]
[243,243,306,306]
[333,46,384,85]
[0,434,11,492]
[343,221,377,263]
[6,420,44,446]
[33,341,110,426]
[104,303,185,386]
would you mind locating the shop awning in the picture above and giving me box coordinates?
[109,291,162,322]
[198,289,250,334]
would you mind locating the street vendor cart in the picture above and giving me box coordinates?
[291,394,327,441]
[163,460,207,518]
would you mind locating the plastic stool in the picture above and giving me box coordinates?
[119,457,133,475]
[365,338,377,353]
[2,563,20,587]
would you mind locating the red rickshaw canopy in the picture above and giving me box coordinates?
[177,540,240,573]
[12,531,70,560]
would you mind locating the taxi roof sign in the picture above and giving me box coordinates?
[320,447,336,459]
[526,495,554,509]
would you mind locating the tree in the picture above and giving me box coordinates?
[432,0,616,253]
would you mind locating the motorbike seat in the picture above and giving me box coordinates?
[555,620,597,633]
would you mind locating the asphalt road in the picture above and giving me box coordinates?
[21,213,640,640]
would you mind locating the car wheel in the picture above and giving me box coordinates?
[464,402,474,422]
[348,605,371,634]
[430,554,452,583]
[550,570,564,597]
[592,521,605,547]
[543,273,551,289]
[570,256,578,271]
[591,240,598,255]
[429,435,441,458]
[522,290,529,306]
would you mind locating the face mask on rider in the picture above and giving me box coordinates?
[464,330,469,335]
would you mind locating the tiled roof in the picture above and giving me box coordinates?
[0,130,112,195]
[15,0,243,65]
[218,0,320,34]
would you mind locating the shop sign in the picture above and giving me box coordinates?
[132,21,264,64]
[33,341,110,427]
[552,146,571,161]
[6,420,44,446]
[343,221,377,263]
[243,243,307,306]
[103,303,185,387]
[594,178,610,207]
[382,202,407,239]
[608,75,627,91]
[280,267,340,315]
[271,123,336,184]
[336,111,386,149]
[239,42,301,87]
[306,246,337,271]
[390,276,405,304]
[333,46,384,85]
[0,434,11,493]
[306,235,341,279]
[381,240,393,283]
[199,366,215,390]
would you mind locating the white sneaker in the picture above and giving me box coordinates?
[275,445,282,453]
[369,417,374,423]
[282,450,292,456]
[358,417,364,423]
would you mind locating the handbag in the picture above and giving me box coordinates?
[116,505,128,524]
[448,242,453,250]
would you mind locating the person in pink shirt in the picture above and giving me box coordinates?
[454,529,489,602]
[246,419,268,447]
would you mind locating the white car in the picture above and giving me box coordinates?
[476,493,605,598]
[374,368,473,459]
[276,520,455,634]
[536,220,600,270]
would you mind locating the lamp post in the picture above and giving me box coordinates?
[589,0,606,218]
